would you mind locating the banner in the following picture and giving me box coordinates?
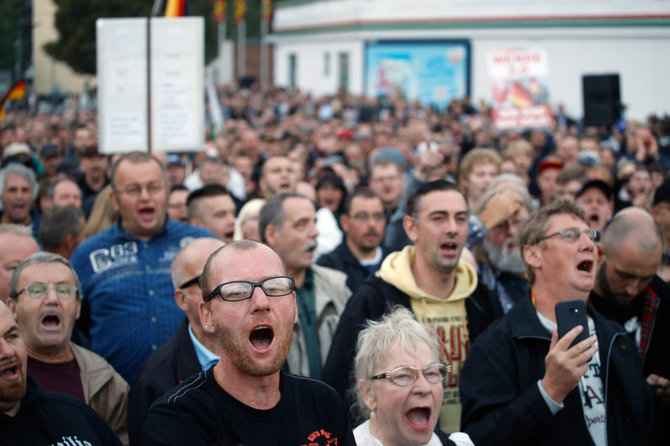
[488,48,554,131]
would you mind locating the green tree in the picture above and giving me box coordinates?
[0,0,32,80]
[45,0,219,76]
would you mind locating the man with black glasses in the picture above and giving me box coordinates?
[7,252,128,442]
[460,200,655,446]
[142,240,355,445]
[128,237,223,445]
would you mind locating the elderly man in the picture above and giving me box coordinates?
[39,206,86,259]
[460,201,655,445]
[0,300,122,445]
[259,192,350,379]
[186,184,237,243]
[142,240,354,445]
[589,207,670,444]
[6,252,128,442]
[324,180,501,432]
[473,187,532,313]
[0,224,39,303]
[70,152,213,382]
[317,188,388,293]
[48,177,82,209]
[0,163,40,240]
[129,237,224,445]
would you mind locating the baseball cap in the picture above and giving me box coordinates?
[166,154,185,167]
[537,155,564,175]
[80,145,100,157]
[40,144,60,159]
[576,179,613,201]
[4,142,30,159]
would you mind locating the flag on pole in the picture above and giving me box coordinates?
[214,0,226,23]
[235,0,246,24]
[0,79,26,120]
[165,0,186,17]
[262,0,272,22]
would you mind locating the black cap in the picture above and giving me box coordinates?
[40,144,60,159]
[576,179,613,201]
[653,177,670,206]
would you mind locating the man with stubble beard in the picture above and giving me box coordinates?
[142,241,354,445]
[589,207,670,444]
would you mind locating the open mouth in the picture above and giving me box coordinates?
[249,325,274,351]
[405,407,432,430]
[0,362,20,380]
[440,241,458,254]
[138,207,156,222]
[40,313,62,330]
[577,260,594,273]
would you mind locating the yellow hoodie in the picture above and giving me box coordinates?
[376,245,478,433]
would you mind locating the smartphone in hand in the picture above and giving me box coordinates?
[555,300,589,347]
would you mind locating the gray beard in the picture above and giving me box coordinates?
[483,237,527,274]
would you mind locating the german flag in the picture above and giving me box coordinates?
[0,79,26,120]
[165,0,186,17]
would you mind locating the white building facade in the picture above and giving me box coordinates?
[270,0,670,121]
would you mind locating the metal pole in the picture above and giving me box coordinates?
[147,17,152,153]
[260,18,268,87]
[237,20,246,79]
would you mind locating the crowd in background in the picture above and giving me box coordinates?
[0,81,669,446]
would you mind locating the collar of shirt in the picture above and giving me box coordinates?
[188,323,219,371]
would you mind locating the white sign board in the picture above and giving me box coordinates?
[97,17,204,154]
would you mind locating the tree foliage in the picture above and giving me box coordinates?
[45,0,221,76]
[0,1,32,79]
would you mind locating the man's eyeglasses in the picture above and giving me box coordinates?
[178,275,201,289]
[205,276,295,302]
[539,227,601,244]
[120,183,165,198]
[370,363,450,386]
[17,283,78,300]
[351,212,385,223]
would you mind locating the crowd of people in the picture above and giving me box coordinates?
[0,83,669,445]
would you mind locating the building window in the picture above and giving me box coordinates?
[338,52,349,94]
[288,53,297,87]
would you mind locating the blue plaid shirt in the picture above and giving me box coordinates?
[70,218,213,382]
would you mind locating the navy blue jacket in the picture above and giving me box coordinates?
[460,297,655,446]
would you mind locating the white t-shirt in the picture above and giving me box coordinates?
[536,312,607,446]
[352,420,474,446]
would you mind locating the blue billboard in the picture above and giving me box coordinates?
[365,40,471,110]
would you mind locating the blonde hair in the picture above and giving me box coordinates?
[353,307,441,420]
[233,198,266,241]
[85,184,117,237]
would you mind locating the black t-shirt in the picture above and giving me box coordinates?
[143,368,355,446]
[0,376,121,446]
